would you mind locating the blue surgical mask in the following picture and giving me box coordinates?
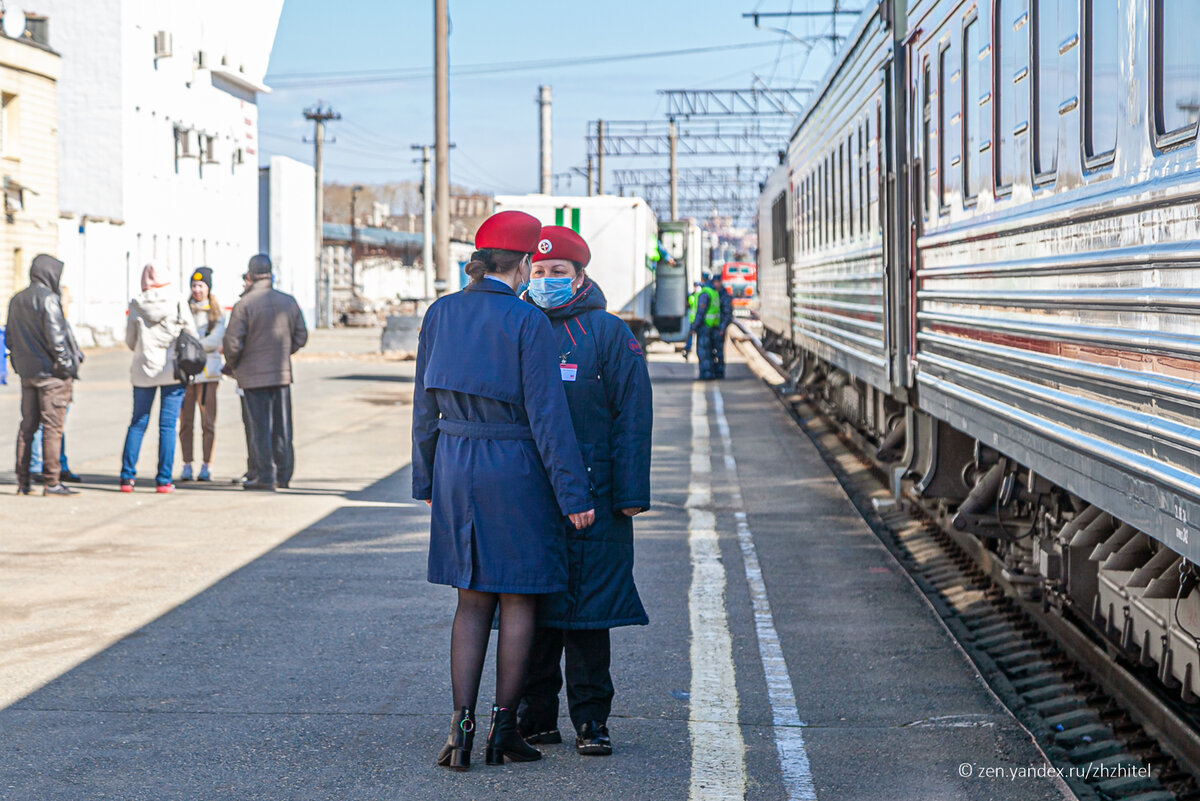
[529,276,575,308]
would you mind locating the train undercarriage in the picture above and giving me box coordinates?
[774,345,1200,709]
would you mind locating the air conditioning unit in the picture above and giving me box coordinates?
[154,30,172,59]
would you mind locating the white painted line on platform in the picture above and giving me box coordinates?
[687,383,747,801]
[713,386,818,801]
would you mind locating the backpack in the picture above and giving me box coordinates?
[173,306,207,383]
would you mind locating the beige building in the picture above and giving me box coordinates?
[0,29,59,324]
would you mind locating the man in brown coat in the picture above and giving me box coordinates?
[222,253,308,491]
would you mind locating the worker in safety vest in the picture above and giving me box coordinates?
[710,274,734,380]
[686,275,722,380]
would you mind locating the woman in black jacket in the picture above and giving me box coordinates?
[517,225,653,756]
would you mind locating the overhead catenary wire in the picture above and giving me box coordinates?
[265,39,794,88]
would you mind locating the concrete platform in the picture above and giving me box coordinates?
[0,333,1073,799]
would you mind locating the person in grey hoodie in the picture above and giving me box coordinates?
[119,264,197,493]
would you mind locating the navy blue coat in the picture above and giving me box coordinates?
[412,278,592,594]
[527,280,653,628]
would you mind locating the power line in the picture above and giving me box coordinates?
[265,39,795,88]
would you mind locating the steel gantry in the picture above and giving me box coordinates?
[659,87,812,119]
[586,119,791,158]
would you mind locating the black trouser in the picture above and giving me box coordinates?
[695,327,717,379]
[712,325,727,378]
[242,385,294,486]
[519,627,613,731]
[16,377,71,488]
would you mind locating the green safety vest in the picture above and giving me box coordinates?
[687,287,721,328]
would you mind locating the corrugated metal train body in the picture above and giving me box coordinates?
[758,0,1200,565]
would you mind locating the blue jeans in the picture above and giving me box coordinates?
[120,385,186,485]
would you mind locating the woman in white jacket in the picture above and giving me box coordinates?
[119,264,198,493]
[178,267,225,482]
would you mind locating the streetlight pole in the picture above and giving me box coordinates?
[350,184,363,296]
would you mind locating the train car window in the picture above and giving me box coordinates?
[923,59,933,218]
[995,0,1029,193]
[823,157,830,247]
[938,41,952,212]
[858,122,866,238]
[1083,0,1118,162]
[1152,0,1200,147]
[875,101,883,236]
[841,141,848,242]
[963,15,981,201]
[1032,0,1067,181]
[847,133,855,240]
[772,192,787,265]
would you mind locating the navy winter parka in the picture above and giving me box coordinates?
[412,278,593,594]
[527,279,653,629]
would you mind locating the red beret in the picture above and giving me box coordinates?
[534,225,591,268]
[474,210,542,254]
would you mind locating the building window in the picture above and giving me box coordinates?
[1,93,17,159]
[1084,0,1119,162]
[1152,0,1200,146]
[174,127,194,159]
[203,135,217,163]
[963,15,982,201]
[995,1,1029,192]
[1033,0,1068,180]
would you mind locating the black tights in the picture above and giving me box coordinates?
[450,589,537,712]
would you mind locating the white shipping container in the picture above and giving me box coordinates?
[493,195,659,335]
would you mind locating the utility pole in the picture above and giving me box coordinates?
[538,85,553,194]
[413,144,435,299]
[434,0,451,294]
[596,119,604,195]
[350,184,363,296]
[304,103,340,328]
[668,117,678,220]
[586,156,594,197]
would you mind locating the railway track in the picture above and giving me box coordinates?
[731,325,1200,801]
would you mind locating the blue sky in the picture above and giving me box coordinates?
[259,0,854,196]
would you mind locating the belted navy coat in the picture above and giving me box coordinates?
[527,280,653,629]
[412,278,592,594]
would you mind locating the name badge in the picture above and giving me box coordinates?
[560,363,578,382]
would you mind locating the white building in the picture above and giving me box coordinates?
[259,155,316,328]
[35,0,284,343]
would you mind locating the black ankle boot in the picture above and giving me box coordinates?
[436,707,475,771]
[485,705,542,765]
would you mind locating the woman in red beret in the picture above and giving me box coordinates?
[412,210,595,770]
[516,225,653,757]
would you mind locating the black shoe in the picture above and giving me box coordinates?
[60,471,82,483]
[242,481,276,492]
[436,707,475,771]
[15,485,32,496]
[43,484,79,497]
[575,721,612,756]
[521,726,562,745]
[486,706,542,765]
[276,482,289,489]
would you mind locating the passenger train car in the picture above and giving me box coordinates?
[758,0,1200,702]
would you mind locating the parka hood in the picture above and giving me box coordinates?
[130,287,179,325]
[526,278,608,321]
[30,254,64,295]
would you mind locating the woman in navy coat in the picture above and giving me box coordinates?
[412,211,595,770]
[515,226,653,757]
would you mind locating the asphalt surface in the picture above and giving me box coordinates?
[0,331,1073,800]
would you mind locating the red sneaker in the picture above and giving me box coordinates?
[120,480,135,493]
[156,483,174,494]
